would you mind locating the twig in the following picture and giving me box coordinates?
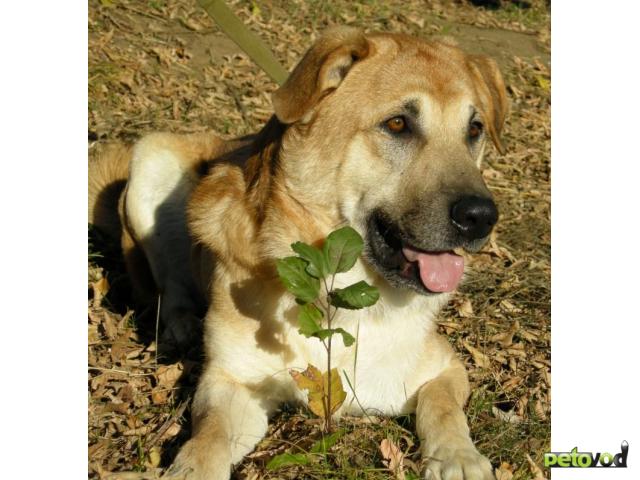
[88,366,156,377]
[147,400,190,449]
[155,293,162,368]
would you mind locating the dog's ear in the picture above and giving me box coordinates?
[272,27,369,124]
[468,55,509,154]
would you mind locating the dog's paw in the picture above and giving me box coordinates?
[424,444,494,480]
[164,435,232,480]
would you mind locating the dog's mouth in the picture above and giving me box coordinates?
[365,211,466,295]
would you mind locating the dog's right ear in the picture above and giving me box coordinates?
[272,27,369,124]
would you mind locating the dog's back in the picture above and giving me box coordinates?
[88,142,132,240]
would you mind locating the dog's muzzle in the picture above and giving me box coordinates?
[364,194,498,295]
[449,195,499,241]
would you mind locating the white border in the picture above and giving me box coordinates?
[552,1,640,478]
[1,3,87,477]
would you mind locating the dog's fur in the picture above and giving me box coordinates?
[89,27,508,480]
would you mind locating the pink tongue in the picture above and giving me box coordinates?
[402,247,464,293]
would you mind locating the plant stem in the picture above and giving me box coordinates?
[321,273,341,432]
[326,300,333,432]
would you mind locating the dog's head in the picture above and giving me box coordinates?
[272,27,508,295]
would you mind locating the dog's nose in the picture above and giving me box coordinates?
[450,196,498,240]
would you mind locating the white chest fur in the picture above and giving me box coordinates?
[280,260,455,416]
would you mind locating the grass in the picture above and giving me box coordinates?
[88,0,550,478]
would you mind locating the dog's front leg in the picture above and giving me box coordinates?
[165,372,271,480]
[417,360,494,480]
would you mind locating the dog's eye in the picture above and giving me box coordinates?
[469,120,484,139]
[385,116,408,134]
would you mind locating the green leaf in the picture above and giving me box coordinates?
[310,429,345,454]
[330,281,380,310]
[333,327,355,347]
[310,328,355,346]
[266,452,310,470]
[291,242,328,278]
[298,303,323,337]
[323,226,364,274]
[276,257,320,303]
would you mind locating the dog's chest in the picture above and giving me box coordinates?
[288,295,449,416]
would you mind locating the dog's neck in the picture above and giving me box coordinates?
[242,116,287,224]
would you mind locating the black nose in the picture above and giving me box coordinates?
[450,196,498,240]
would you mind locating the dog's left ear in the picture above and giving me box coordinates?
[272,26,369,124]
[468,55,509,154]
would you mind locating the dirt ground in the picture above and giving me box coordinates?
[88,1,550,479]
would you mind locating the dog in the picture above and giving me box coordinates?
[89,26,507,480]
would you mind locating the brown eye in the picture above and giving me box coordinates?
[386,116,407,134]
[469,120,483,139]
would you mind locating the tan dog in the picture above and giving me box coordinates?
[89,27,507,480]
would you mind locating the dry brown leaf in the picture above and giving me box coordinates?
[457,299,474,318]
[151,46,174,67]
[439,321,462,332]
[380,438,405,480]
[488,232,517,262]
[89,323,100,343]
[110,339,129,364]
[151,388,169,405]
[406,14,425,29]
[118,384,135,403]
[505,343,527,358]
[90,373,108,393]
[490,320,520,347]
[482,167,503,181]
[525,453,546,479]
[105,401,129,415]
[103,471,163,480]
[502,376,522,391]
[122,425,152,436]
[125,415,141,430]
[91,276,110,308]
[99,311,119,340]
[88,264,104,283]
[499,300,522,314]
[163,422,181,439]
[493,350,508,365]
[540,368,551,386]
[462,341,490,368]
[495,462,514,480]
[156,363,183,390]
[534,398,547,420]
[290,365,346,419]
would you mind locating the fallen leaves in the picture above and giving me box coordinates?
[495,462,514,480]
[88,289,190,475]
[463,341,491,369]
[457,298,474,318]
[525,453,547,479]
[380,438,406,480]
[156,363,183,390]
[489,320,520,347]
[290,365,346,421]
